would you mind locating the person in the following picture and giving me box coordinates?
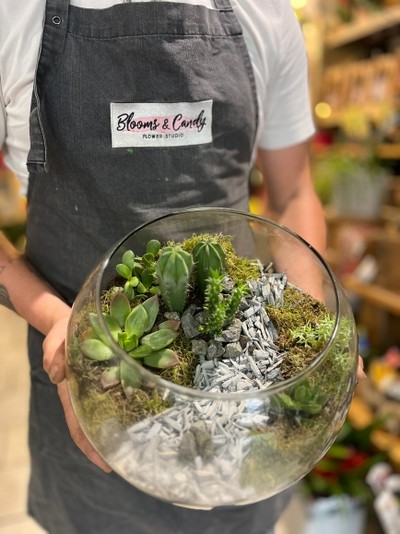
[0,1,330,532]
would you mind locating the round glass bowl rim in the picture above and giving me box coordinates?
[93,207,342,401]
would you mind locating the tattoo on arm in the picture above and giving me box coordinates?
[0,284,16,312]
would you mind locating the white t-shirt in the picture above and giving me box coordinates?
[0,0,315,194]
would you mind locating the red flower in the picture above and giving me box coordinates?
[340,451,369,473]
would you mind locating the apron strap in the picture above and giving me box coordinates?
[214,0,233,10]
[27,0,70,173]
[37,0,70,101]
[213,0,241,35]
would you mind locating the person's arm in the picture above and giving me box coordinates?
[0,231,70,338]
[258,142,365,381]
[257,141,326,256]
[0,232,111,471]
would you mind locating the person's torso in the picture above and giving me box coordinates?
[1,0,281,194]
[25,0,258,303]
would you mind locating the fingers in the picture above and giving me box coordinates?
[57,380,112,473]
[42,316,70,384]
[357,355,367,382]
[44,315,112,473]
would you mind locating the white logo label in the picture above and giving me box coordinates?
[110,100,213,148]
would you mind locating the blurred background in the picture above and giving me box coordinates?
[250,1,400,532]
[1,0,400,532]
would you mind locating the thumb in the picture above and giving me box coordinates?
[43,315,71,384]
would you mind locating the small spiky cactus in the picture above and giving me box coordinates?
[155,246,193,313]
[201,271,247,335]
[203,271,226,334]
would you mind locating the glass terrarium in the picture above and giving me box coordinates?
[66,207,358,509]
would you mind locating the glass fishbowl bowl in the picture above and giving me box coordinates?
[66,207,358,509]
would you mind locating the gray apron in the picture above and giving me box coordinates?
[25,1,290,532]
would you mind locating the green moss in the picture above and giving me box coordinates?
[69,356,172,439]
[266,285,329,379]
[267,286,327,347]
[240,402,343,491]
[240,433,280,490]
[144,393,171,415]
[159,334,198,387]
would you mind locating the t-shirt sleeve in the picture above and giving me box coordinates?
[0,81,6,155]
[257,2,315,150]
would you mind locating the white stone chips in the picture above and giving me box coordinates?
[192,271,287,393]
[108,269,290,507]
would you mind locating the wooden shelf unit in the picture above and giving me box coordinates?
[343,275,400,316]
[377,144,400,160]
[325,5,400,48]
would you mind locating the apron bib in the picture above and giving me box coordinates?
[25,2,290,532]
[26,0,258,303]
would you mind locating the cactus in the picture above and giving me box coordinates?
[155,246,193,313]
[225,283,247,323]
[192,239,226,294]
[202,271,226,334]
[201,271,247,335]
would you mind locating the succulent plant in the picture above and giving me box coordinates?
[192,239,226,294]
[116,240,161,300]
[155,245,193,313]
[276,380,328,416]
[79,293,180,397]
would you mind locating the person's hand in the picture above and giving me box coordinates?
[57,379,112,472]
[357,355,366,382]
[43,315,70,384]
[43,314,112,473]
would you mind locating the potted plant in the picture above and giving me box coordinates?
[301,416,386,534]
[313,104,392,218]
[312,148,388,218]
[66,207,359,509]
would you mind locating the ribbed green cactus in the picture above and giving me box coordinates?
[155,246,193,313]
[192,240,226,294]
